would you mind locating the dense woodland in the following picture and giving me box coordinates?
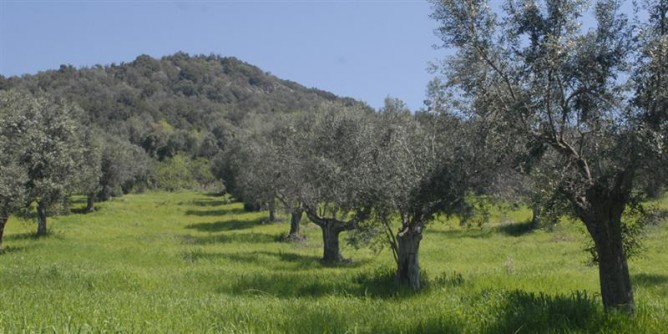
[1,0,666,317]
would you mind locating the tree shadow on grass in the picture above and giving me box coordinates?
[496,220,536,237]
[352,267,425,299]
[217,263,423,300]
[428,228,494,239]
[70,206,104,215]
[185,208,247,217]
[185,217,265,232]
[189,200,230,207]
[4,231,50,241]
[181,249,323,269]
[220,270,362,298]
[0,245,28,254]
[181,232,279,245]
[484,290,612,333]
[227,251,323,269]
[3,231,61,253]
[633,273,668,287]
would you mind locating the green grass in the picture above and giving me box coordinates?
[1,192,667,333]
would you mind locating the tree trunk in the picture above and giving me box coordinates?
[287,207,303,240]
[268,199,277,223]
[396,226,423,290]
[36,201,48,237]
[531,206,540,228]
[85,194,96,213]
[581,196,634,313]
[0,212,8,252]
[321,222,344,264]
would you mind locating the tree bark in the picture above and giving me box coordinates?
[36,201,48,237]
[0,212,8,252]
[86,194,96,213]
[531,206,540,228]
[396,226,423,290]
[321,222,344,264]
[287,206,303,240]
[580,193,634,313]
[268,199,277,223]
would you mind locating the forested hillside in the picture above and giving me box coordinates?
[1,52,362,132]
[0,53,365,193]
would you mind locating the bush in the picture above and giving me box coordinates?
[154,154,222,192]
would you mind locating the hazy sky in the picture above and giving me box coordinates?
[0,0,443,110]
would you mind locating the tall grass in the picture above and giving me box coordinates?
[1,192,666,333]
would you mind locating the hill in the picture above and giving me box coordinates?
[0,52,365,146]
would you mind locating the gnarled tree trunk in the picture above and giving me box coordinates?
[287,206,303,240]
[86,194,96,213]
[580,191,634,313]
[0,211,8,252]
[268,199,277,223]
[531,206,541,228]
[321,222,344,264]
[304,206,362,264]
[396,225,423,290]
[36,201,48,237]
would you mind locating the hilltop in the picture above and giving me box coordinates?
[0,52,366,140]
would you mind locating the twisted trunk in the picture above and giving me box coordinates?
[0,211,8,252]
[576,183,634,313]
[36,201,48,237]
[321,222,344,264]
[86,194,96,213]
[304,206,363,264]
[395,225,423,290]
[287,206,303,240]
[594,224,634,313]
[268,199,277,223]
[583,200,634,313]
[531,206,541,228]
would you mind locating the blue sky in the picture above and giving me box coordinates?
[0,0,442,110]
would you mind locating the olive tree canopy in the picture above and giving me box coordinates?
[430,0,667,312]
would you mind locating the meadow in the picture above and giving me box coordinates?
[0,191,666,333]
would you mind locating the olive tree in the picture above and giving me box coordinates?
[5,91,84,236]
[238,112,311,239]
[367,98,474,289]
[98,135,152,200]
[0,91,30,251]
[297,104,379,264]
[431,0,667,312]
[78,129,103,212]
[216,116,279,223]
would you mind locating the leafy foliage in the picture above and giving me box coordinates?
[430,0,668,312]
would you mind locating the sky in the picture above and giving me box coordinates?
[0,0,444,111]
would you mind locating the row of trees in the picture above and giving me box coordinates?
[0,53,358,248]
[221,99,501,288]
[222,0,667,314]
[0,0,664,315]
[0,90,151,250]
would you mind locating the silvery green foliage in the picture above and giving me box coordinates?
[372,99,471,225]
[296,103,378,223]
[431,0,666,201]
[98,135,151,200]
[0,89,84,212]
[431,0,667,312]
[0,91,31,215]
[633,0,668,188]
[232,111,308,211]
[349,99,474,260]
[78,129,104,197]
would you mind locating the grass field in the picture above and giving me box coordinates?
[0,191,666,333]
